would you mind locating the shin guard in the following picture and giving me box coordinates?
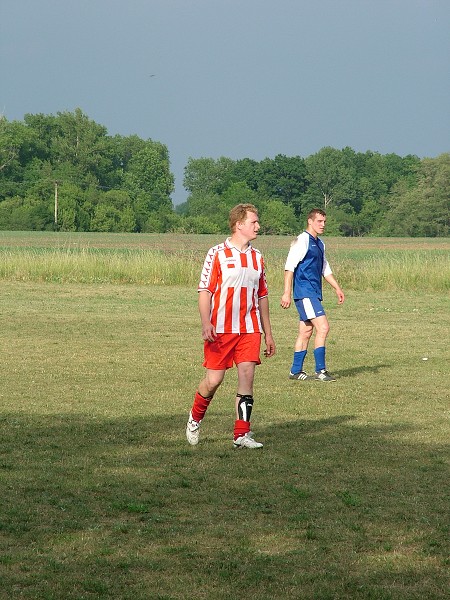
[237,393,254,422]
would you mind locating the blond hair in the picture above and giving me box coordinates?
[228,203,258,232]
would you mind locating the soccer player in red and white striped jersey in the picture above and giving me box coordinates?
[186,204,276,449]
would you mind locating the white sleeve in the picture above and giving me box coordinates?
[321,242,332,276]
[322,258,332,277]
[284,234,309,272]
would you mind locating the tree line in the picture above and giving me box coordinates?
[1,109,448,236]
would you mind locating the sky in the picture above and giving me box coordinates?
[1,0,449,205]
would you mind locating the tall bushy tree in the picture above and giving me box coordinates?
[232,158,261,191]
[124,141,173,204]
[378,154,449,236]
[49,109,113,185]
[258,199,298,234]
[0,116,44,198]
[90,190,136,232]
[0,110,175,232]
[305,147,357,211]
[183,156,236,197]
[0,195,53,230]
[123,141,174,231]
[183,155,306,232]
[257,154,306,212]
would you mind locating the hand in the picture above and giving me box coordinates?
[336,288,345,304]
[264,335,276,358]
[202,323,217,343]
[280,292,291,309]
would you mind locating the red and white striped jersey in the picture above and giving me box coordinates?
[198,238,269,334]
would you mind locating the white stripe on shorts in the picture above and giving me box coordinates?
[303,298,316,320]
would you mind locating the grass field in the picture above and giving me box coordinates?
[0,232,449,292]
[0,232,449,599]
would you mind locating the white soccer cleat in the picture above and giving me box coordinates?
[233,431,263,449]
[186,412,201,445]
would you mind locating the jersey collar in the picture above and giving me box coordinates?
[225,237,252,253]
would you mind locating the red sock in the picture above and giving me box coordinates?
[234,419,250,440]
[191,391,212,422]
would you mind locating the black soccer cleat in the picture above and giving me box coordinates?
[289,371,313,381]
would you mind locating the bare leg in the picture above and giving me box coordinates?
[198,368,226,398]
[235,361,256,417]
[294,320,314,352]
[310,315,330,348]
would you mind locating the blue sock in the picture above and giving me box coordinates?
[314,347,326,372]
[291,350,307,374]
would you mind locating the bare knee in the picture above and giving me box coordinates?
[237,362,256,394]
[201,370,225,396]
[299,322,314,342]
[301,329,313,343]
[315,319,330,338]
[238,362,254,379]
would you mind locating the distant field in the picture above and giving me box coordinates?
[1,230,450,252]
[0,231,449,292]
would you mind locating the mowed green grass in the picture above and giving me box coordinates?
[0,232,449,599]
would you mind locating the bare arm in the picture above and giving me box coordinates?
[280,270,294,309]
[259,296,276,357]
[324,273,345,304]
[198,291,216,342]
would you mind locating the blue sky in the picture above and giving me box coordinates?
[1,0,449,204]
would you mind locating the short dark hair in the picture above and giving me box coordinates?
[307,208,326,221]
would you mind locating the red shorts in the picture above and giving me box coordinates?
[203,333,262,370]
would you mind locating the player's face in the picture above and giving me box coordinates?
[238,211,260,240]
[308,214,326,236]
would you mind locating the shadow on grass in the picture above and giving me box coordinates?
[0,412,448,600]
[334,363,391,378]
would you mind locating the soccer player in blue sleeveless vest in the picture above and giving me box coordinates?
[281,209,345,382]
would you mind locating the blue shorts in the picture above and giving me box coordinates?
[294,298,326,322]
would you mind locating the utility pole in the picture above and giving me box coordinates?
[54,181,58,228]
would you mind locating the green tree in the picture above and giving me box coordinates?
[0,195,52,230]
[305,147,356,211]
[177,215,221,234]
[184,182,260,233]
[123,140,174,229]
[103,134,147,190]
[55,182,81,231]
[90,205,121,232]
[378,154,450,236]
[0,118,22,174]
[50,109,113,183]
[257,154,307,215]
[90,189,136,232]
[258,199,298,235]
[183,156,236,197]
[142,208,183,233]
[221,181,259,208]
[183,192,228,231]
[232,158,261,191]
[0,117,43,198]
